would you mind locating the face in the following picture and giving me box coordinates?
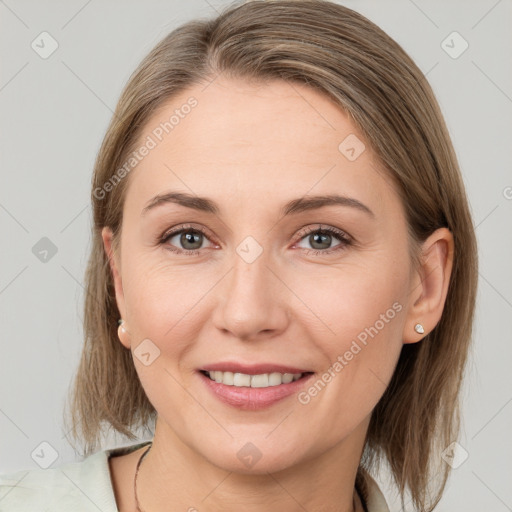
[104,77,417,474]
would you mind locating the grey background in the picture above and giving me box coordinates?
[1,0,511,510]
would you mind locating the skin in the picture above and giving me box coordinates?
[102,77,454,512]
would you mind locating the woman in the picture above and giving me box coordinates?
[0,1,477,511]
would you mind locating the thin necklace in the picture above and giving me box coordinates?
[134,443,152,512]
[134,443,360,512]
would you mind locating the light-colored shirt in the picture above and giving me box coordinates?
[0,441,389,511]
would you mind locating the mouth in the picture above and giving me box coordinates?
[197,364,314,411]
[197,364,315,410]
[199,369,313,388]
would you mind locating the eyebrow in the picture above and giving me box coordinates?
[141,191,374,218]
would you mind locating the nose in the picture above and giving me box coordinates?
[212,246,289,341]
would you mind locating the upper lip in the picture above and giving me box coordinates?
[200,362,311,375]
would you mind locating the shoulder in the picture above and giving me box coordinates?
[0,441,150,511]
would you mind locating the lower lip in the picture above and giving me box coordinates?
[198,371,314,410]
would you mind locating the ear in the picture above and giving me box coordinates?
[101,226,130,349]
[403,227,454,344]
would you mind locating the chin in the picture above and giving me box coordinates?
[195,434,309,475]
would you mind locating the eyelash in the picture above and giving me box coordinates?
[158,223,352,257]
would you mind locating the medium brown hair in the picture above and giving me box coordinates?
[63,1,478,510]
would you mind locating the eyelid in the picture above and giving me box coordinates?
[291,224,353,256]
[159,222,353,255]
[293,224,352,243]
[159,223,218,245]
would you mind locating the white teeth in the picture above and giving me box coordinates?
[233,373,251,387]
[206,371,304,388]
[268,372,282,386]
[250,374,269,388]
[282,373,294,384]
[222,371,234,385]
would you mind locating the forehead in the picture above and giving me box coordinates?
[123,77,400,219]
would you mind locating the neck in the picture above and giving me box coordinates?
[135,417,369,512]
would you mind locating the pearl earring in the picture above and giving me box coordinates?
[118,318,126,333]
[414,323,425,334]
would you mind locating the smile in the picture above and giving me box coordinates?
[201,370,307,388]
[198,367,315,410]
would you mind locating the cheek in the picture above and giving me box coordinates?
[291,254,408,350]
[121,260,209,414]
[290,255,409,411]
[121,254,217,355]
